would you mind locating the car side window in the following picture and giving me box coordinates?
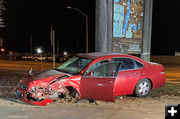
[86,62,120,77]
[84,60,110,76]
[135,61,143,68]
[113,58,135,70]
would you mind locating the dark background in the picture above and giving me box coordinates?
[3,0,180,55]
[152,0,180,55]
[7,0,95,55]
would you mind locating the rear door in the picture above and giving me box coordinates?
[80,62,120,102]
[113,58,143,95]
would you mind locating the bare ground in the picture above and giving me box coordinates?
[0,60,180,119]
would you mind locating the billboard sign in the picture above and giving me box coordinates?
[113,0,144,54]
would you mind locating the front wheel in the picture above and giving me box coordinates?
[134,78,151,98]
[61,87,80,103]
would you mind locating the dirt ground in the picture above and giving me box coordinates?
[0,60,180,119]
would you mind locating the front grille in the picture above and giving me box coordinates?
[19,83,29,90]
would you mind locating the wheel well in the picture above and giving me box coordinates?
[65,86,79,97]
[66,86,75,92]
[146,78,153,89]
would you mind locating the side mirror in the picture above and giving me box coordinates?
[83,70,89,76]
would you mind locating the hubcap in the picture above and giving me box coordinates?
[138,81,150,95]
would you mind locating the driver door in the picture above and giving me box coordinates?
[80,62,120,102]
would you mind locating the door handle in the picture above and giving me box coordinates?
[97,80,113,86]
[97,84,105,86]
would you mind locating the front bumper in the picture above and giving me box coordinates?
[14,88,52,106]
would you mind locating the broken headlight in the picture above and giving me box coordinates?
[31,87,36,92]
[19,82,29,90]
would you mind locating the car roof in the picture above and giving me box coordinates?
[77,52,133,59]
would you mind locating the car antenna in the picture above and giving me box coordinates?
[29,68,33,75]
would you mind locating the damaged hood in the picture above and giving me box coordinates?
[21,70,69,86]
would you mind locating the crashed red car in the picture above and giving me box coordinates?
[14,52,166,106]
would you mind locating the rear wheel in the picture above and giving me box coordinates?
[134,78,151,98]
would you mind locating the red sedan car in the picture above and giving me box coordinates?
[14,52,166,106]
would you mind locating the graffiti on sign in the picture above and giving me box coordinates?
[112,0,144,54]
[113,0,144,38]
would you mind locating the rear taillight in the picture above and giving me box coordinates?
[160,67,165,74]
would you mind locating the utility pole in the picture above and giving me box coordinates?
[76,35,79,53]
[57,39,59,56]
[51,27,55,69]
[0,38,3,47]
[30,35,32,55]
[85,15,88,53]
[53,30,55,69]
[67,6,88,53]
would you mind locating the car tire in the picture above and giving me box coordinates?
[69,89,79,103]
[134,78,151,98]
[64,87,79,103]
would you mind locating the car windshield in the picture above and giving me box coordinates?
[56,56,93,75]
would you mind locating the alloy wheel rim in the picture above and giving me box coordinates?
[138,81,150,95]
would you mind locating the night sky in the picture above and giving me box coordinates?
[152,0,180,55]
[4,0,180,55]
[7,0,95,55]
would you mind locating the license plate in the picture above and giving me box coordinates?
[14,89,23,99]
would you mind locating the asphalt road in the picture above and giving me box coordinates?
[0,60,61,71]
[164,64,180,84]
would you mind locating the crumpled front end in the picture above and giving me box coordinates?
[14,82,53,106]
[14,71,80,106]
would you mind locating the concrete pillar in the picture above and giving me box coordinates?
[95,0,113,52]
[141,0,153,61]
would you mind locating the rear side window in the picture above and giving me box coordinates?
[113,58,135,70]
